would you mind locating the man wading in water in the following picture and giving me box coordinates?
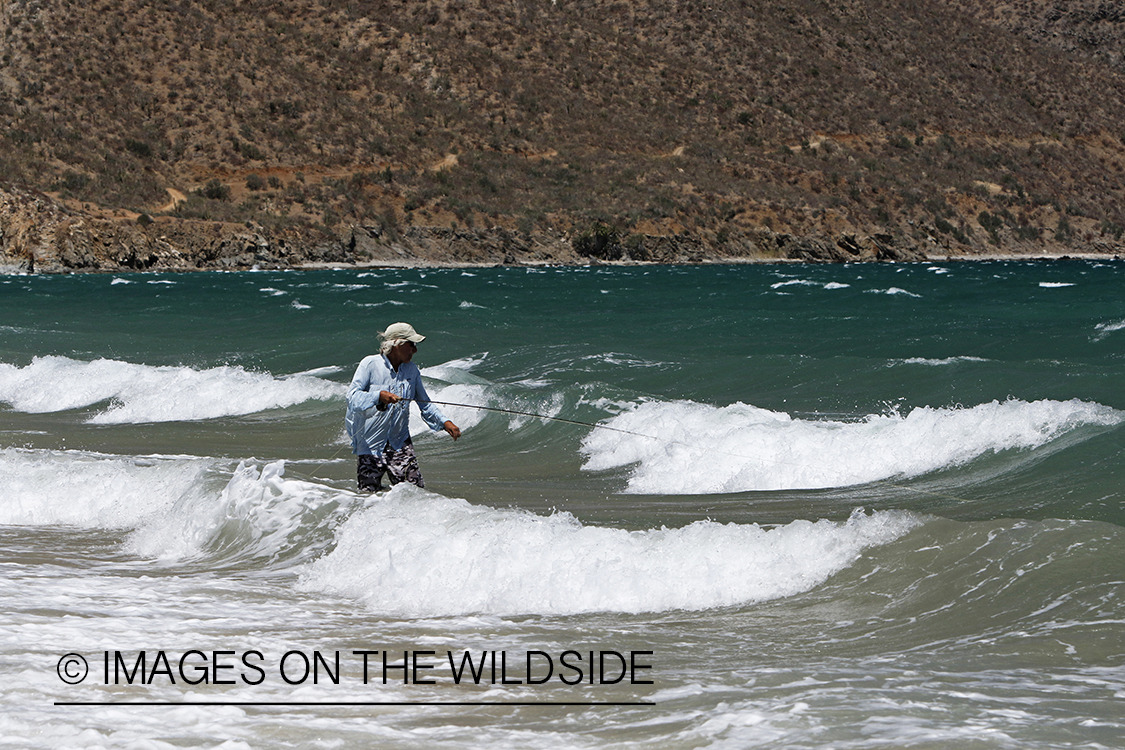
[345,322,461,491]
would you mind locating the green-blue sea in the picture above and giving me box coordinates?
[1,260,1123,748]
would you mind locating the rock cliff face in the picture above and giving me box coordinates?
[0,183,944,273]
[0,184,355,273]
[0,186,92,273]
[0,186,580,271]
[8,182,1111,274]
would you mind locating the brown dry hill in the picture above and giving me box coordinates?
[1,0,1124,271]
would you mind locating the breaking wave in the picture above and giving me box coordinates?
[580,398,1123,493]
[0,356,342,423]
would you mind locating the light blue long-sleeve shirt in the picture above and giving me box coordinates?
[344,354,449,454]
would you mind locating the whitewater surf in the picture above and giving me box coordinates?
[2,261,1122,748]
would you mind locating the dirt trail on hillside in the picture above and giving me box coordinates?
[428,154,459,172]
[158,188,187,212]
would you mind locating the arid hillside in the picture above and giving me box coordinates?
[1,0,1124,270]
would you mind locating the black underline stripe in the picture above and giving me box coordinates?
[54,701,656,707]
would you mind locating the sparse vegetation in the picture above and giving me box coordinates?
[1056,216,1073,243]
[0,0,1121,261]
[197,180,231,202]
[573,222,622,260]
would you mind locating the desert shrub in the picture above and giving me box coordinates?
[235,140,266,161]
[1056,216,1072,242]
[91,155,165,206]
[978,211,1002,231]
[979,210,1003,243]
[123,138,152,158]
[57,170,90,194]
[572,221,622,260]
[1001,174,1025,198]
[268,100,301,118]
[198,179,231,201]
[933,216,970,243]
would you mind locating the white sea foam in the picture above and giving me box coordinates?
[769,278,850,291]
[892,356,991,367]
[1093,319,1125,341]
[865,287,921,297]
[0,450,359,564]
[299,489,922,617]
[0,356,342,423]
[128,459,357,563]
[347,299,406,307]
[421,354,487,380]
[411,352,538,434]
[407,383,490,434]
[5,450,921,614]
[771,279,820,289]
[287,365,343,378]
[580,398,1123,493]
[0,449,213,528]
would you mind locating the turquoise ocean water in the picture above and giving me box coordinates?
[1,260,1123,748]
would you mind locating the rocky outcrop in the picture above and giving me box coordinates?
[0,183,357,273]
[2,184,587,273]
[757,231,928,263]
[2,183,1118,273]
[0,185,71,273]
[347,225,580,266]
[568,225,931,265]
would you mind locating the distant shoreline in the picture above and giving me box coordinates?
[4,251,1121,276]
[295,251,1123,271]
[4,184,1122,274]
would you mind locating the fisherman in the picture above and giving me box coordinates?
[345,322,460,492]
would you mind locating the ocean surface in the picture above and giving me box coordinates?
[1,260,1122,749]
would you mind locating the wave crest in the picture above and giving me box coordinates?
[580,398,1123,493]
[299,490,922,616]
[0,356,342,423]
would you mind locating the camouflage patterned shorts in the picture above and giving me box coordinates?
[357,439,424,491]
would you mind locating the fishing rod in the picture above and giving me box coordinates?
[408,398,669,441]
